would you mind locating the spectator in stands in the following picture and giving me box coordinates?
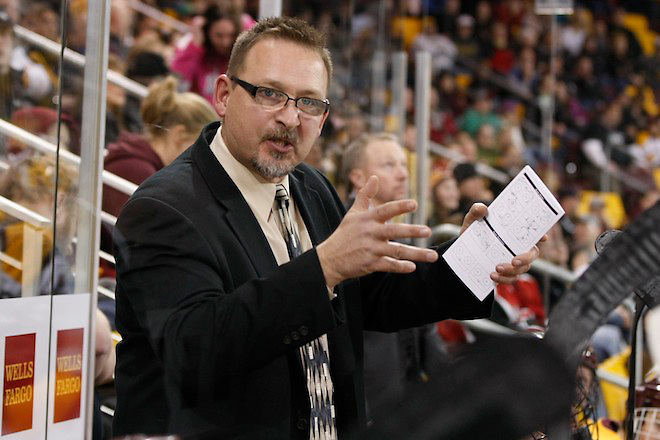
[568,55,602,111]
[493,0,526,30]
[582,18,609,72]
[454,130,479,162]
[569,214,603,275]
[434,71,468,117]
[126,51,170,88]
[7,106,80,156]
[454,14,480,61]
[560,8,590,59]
[18,3,61,108]
[608,7,644,62]
[630,117,660,170]
[123,50,171,133]
[341,132,449,419]
[494,273,546,329]
[590,303,633,363]
[475,122,500,166]
[22,2,59,41]
[433,0,460,37]
[460,88,502,136]
[102,76,217,219]
[65,0,87,53]
[104,54,134,146]
[341,133,409,208]
[536,223,570,307]
[453,161,492,215]
[473,1,493,47]
[483,20,515,75]
[606,30,643,92]
[0,155,77,298]
[557,186,580,240]
[429,87,459,145]
[508,46,538,97]
[0,10,52,120]
[0,0,18,22]
[428,169,461,226]
[491,139,525,195]
[499,100,527,154]
[410,19,457,74]
[580,101,631,187]
[109,0,135,58]
[190,0,256,30]
[171,4,242,103]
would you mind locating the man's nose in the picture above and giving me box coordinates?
[397,165,408,180]
[275,100,301,129]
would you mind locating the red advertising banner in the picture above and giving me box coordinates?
[53,328,84,423]
[2,333,36,435]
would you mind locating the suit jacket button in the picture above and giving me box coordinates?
[283,336,291,345]
[291,331,300,341]
[296,418,308,430]
[299,326,308,336]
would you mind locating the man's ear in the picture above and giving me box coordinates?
[214,74,232,118]
[349,169,367,191]
[317,110,329,136]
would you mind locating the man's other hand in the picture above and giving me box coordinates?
[460,203,544,285]
[317,176,438,288]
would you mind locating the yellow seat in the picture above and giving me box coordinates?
[577,191,627,229]
[598,347,630,424]
[622,12,658,56]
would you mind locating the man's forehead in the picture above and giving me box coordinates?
[240,38,329,91]
[367,139,406,158]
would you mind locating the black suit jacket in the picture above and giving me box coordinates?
[112,122,493,439]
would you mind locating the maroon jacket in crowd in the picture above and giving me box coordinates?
[103,131,164,218]
[101,132,164,256]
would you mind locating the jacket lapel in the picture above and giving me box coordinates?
[191,123,278,277]
[289,169,332,245]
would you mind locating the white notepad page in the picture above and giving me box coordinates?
[442,165,565,301]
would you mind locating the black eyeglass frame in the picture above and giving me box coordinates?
[230,76,330,116]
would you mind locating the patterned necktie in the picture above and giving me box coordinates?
[274,184,337,440]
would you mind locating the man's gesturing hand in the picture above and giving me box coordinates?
[317,176,438,289]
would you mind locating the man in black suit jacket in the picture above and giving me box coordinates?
[112,17,540,439]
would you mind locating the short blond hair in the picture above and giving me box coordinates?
[227,16,333,89]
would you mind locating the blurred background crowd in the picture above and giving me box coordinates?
[0,0,658,438]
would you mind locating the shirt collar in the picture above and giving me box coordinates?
[209,126,290,225]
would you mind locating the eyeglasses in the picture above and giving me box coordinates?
[231,76,329,117]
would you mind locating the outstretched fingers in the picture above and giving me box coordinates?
[351,175,379,212]
[371,199,418,223]
[380,222,432,241]
[379,241,438,266]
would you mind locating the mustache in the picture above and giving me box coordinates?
[262,129,298,145]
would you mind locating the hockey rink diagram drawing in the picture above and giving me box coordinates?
[443,166,565,300]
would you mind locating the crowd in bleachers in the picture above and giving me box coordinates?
[0,0,658,437]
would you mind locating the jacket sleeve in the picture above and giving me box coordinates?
[358,238,494,333]
[113,195,337,383]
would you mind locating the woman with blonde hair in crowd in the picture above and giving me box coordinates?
[0,155,78,298]
[102,75,217,219]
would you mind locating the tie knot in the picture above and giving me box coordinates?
[275,184,289,202]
